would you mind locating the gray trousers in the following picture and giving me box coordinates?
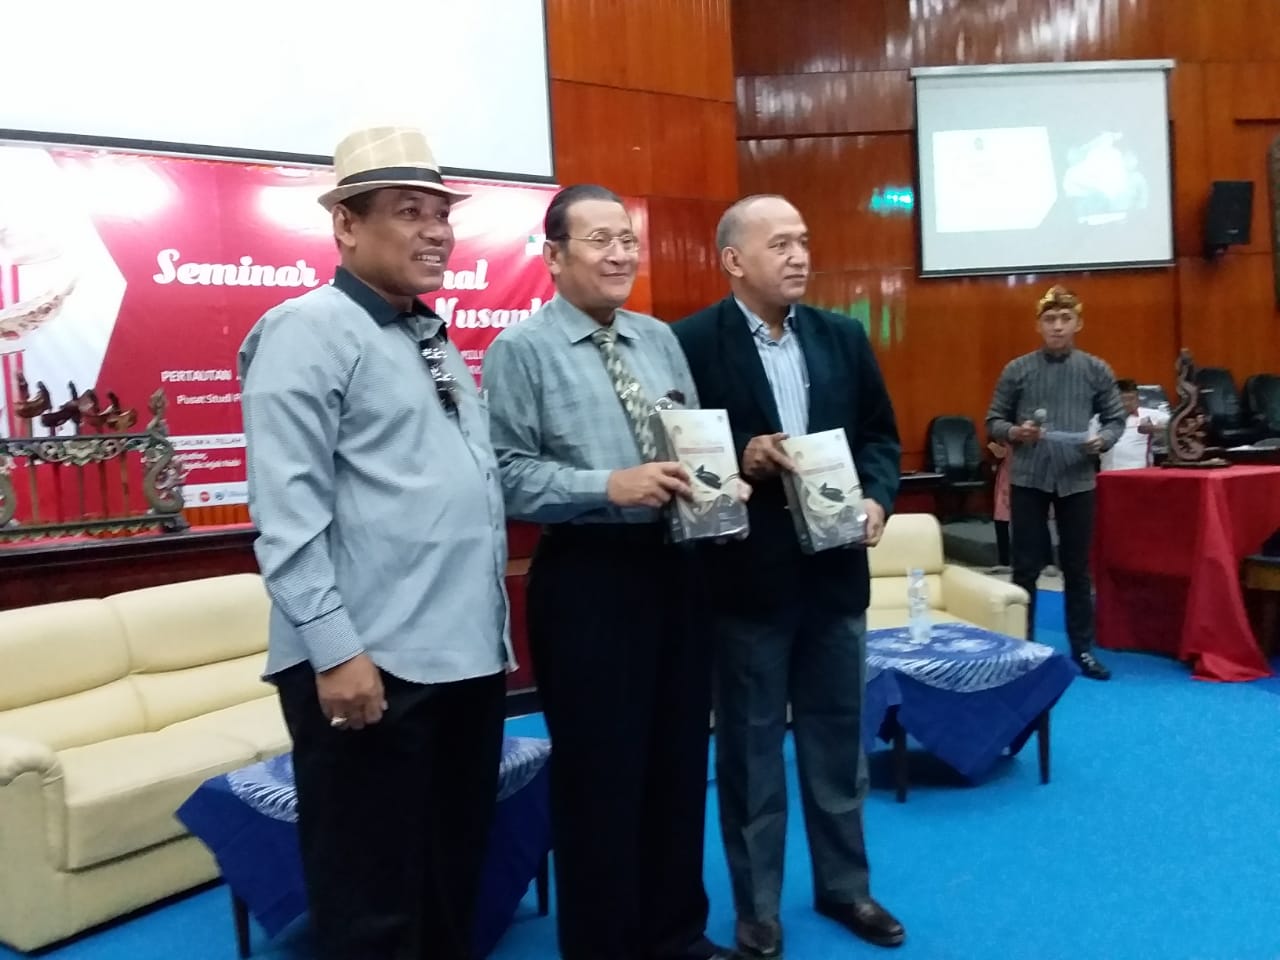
[713,603,870,922]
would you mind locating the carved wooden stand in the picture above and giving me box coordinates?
[1162,348,1229,469]
[0,389,187,543]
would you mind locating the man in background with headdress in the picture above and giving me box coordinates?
[986,285,1126,680]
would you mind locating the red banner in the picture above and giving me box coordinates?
[0,144,556,509]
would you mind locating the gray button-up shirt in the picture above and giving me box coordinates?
[986,348,1126,496]
[240,267,511,682]
[482,294,699,524]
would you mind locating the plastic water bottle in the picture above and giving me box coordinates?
[907,568,930,644]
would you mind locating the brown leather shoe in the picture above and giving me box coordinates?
[734,916,783,959]
[815,897,905,948]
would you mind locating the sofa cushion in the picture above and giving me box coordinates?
[129,655,277,733]
[0,598,131,709]
[0,681,147,754]
[56,730,257,870]
[107,575,270,671]
[106,575,272,730]
[0,599,145,750]
[163,697,291,761]
[868,513,945,578]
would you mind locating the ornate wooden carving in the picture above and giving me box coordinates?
[0,388,186,541]
[1163,349,1229,468]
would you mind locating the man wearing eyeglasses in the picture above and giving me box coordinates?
[483,185,734,960]
[239,126,510,960]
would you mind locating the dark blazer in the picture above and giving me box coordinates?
[673,297,901,615]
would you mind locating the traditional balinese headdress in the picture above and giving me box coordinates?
[1037,285,1082,317]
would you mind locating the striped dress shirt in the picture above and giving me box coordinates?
[482,294,700,525]
[735,297,810,437]
[986,348,1126,496]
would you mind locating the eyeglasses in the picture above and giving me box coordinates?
[557,233,641,253]
[418,336,458,414]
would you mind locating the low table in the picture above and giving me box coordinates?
[864,623,1078,801]
[177,736,552,957]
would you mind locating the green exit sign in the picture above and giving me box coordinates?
[870,187,915,214]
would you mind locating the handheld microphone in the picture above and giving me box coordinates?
[1033,408,1047,426]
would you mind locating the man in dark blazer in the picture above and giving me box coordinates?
[673,195,905,958]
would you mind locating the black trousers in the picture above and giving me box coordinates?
[276,662,506,960]
[528,524,712,960]
[994,519,1011,566]
[1010,485,1096,654]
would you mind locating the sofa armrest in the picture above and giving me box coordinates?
[0,734,61,787]
[940,566,1030,639]
[0,735,67,947]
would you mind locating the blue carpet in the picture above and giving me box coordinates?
[7,590,1280,960]
[1254,656,1280,697]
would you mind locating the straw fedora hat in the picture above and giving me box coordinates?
[317,126,470,210]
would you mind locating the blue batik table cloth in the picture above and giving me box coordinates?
[176,735,551,957]
[864,624,1078,779]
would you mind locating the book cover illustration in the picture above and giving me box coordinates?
[651,406,749,542]
[779,428,868,553]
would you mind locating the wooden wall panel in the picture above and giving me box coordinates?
[736,71,912,138]
[1163,0,1280,63]
[547,0,738,305]
[1203,64,1280,257]
[552,83,738,200]
[738,136,916,271]
[912,0,1171,66]
[734,0,912,75]
[550,80,651,196]
[624,198,655,316]
[548,0,738,326]
[645,197,730,322]
[736,0,1280,465]
[1178,254,1280,376]
[547,0,734,101]
[1169,63,1209,259]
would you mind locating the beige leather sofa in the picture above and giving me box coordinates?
[867,513,1030,638]
[0,574,287,952]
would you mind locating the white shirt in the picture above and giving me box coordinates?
[1095,406,1170,471]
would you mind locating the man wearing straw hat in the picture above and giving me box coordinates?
[239,126,512,960]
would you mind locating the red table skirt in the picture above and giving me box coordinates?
[1094,465,1280,681]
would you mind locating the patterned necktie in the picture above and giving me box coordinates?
[591,326,658,461]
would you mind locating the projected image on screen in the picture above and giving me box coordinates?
[913,64,1174,276]
[934,128,1056,233]
[1060,132,1150,225]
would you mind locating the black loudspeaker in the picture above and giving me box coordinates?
[1204,180,1253,257]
